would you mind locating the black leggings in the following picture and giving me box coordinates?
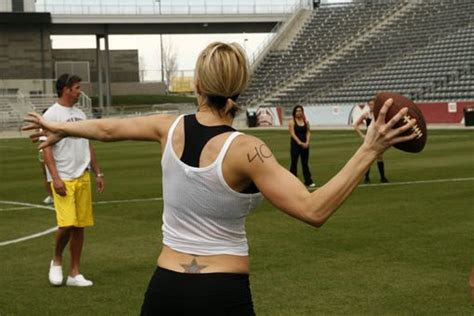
[289,142,313,185]
[140,267,255,316]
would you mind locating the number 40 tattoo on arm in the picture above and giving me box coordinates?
[247,144,273,163]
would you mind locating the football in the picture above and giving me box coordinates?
[373,92,427,153]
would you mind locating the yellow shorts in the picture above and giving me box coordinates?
[51,171,94,227]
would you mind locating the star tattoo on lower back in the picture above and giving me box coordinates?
[180,258,208,273]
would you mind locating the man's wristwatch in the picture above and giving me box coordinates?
[96,173,104,178]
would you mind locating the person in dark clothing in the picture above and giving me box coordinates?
[289,105,316,188]
[353,99,389,184]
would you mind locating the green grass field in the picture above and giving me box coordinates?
[1,129,473,315]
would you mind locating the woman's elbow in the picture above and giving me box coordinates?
[307,215,326,228]
[96,123,115,142]
[299,205,327,228]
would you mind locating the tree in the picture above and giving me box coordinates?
[139,54,147,82]
[160,36,178,92]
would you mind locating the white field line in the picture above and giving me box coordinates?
[0,201,57,247]
[0,206,39,211]
[1,177,473,246]
[0,198,163,247]
[93,197,162,205]
[357,177,474,188]
[0,227,58,247]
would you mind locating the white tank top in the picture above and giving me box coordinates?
[161,115,263,256]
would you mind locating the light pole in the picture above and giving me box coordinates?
[156,0,161,14]
[160,34,165,83]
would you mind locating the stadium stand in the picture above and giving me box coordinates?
[0,93,93,131]
[242,0,473,108]
[315,24,474,103]
[0,94,32,131]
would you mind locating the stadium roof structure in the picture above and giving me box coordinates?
[48,13,284,35]
[34,0,299,35]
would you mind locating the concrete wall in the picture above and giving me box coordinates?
[0,29,139,83]
[52,49,139,83]
[82,81,166,97]
[0,1,12,12]
[23,0,35,12]
[0,0,35,12]
[0,24,53,80]
[0,79,166,98]
[109,82,166,96]
[0,79,55,95]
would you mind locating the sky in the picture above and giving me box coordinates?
[51,33,269,81]
[48,0,349,81]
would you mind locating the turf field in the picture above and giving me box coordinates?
[0,129,473,315]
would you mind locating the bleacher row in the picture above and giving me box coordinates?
[0,94,93,131]
[241,0,473,108]
[316,25,474,103]
[241,1,402,105]
[0,97,23,131]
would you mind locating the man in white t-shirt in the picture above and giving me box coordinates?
[43,74,105,287]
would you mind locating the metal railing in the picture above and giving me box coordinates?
[35,0,311,15]
[0,93,33,131]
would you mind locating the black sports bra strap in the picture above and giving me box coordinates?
[181,114,236,168]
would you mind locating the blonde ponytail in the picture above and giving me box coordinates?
[224,97,242,117]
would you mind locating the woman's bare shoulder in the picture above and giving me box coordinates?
[148,113,178,125]
[229,133,274,167]
[232,133,265,148]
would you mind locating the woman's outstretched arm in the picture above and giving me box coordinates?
[23,113,177,148]
[234,99,417,227]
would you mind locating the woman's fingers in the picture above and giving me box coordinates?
[22,123,39,131]
[388,133,417,147]
[22,112,43,130]
[21,112,56,149]
[385,117,418,146]
[375,98,393,124]
[387,118,416,139]
[377,101,416,143]
[24,112,41,122]
[29,132,43,142]
[385,107,409,130]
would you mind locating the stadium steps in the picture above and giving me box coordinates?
[0,92,94,131]
[0,95,33,131]
[314,23,474,103]
[258,0,411,107]
[287,0,472,105]
[244,0,473,108]
[242,1,405,108]
[251,8,313,73]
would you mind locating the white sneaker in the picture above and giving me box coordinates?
[307,183,316,189]
[66,274,93,287]
[48,260,63,286]
[43,196,53,205]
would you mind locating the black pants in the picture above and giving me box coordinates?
[141,267,255,316]
[289,142,313,185]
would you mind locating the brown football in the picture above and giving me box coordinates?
[373,92,427,153]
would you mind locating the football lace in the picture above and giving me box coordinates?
[403,115,423,139]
